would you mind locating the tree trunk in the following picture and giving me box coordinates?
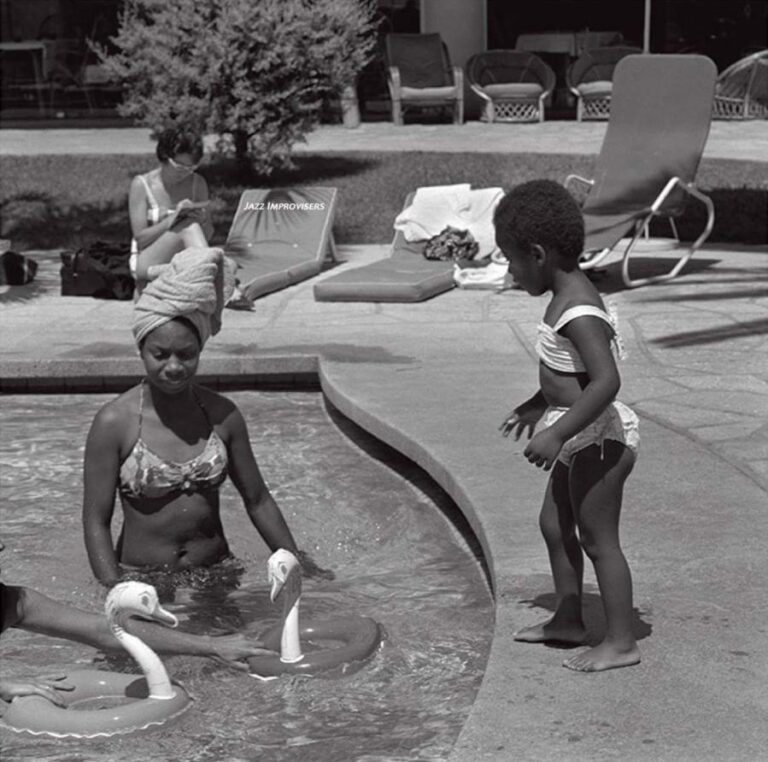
[233,130,250,162]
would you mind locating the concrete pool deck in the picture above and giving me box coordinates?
[1,241,767,761]
[1,121,767,760]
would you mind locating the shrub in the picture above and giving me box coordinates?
[98,0,377,174]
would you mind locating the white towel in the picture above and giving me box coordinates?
[453,261,511,290]
[133,247,236,346]
[394,184,504,258]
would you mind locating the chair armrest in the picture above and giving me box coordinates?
[452,66,463,92]
[564,174,594,191]
[387,66,401,99]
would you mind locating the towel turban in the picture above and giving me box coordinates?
[132,247,236,347]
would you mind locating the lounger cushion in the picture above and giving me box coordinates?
[313,256,454,302]
[577,81,612,97]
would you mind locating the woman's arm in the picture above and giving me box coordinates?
[129,175,176,251]
[82,406,124,586]
[225,405,301,554]
[524,318,620,469]
[193,173,215,241]
[8,585,271,665]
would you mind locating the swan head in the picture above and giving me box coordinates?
[267,549,301,603]
[105,581,178,628]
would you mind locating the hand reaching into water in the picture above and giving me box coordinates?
[297,550,335,581]
[208,634,278,671]
[0,675,74,707]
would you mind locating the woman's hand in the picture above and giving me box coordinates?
[297,550,335,581]
[207,634,278,671]
[500,396,546,440]
[0,675,74,707]
[523,428,564,471]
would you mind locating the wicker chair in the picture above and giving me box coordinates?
[566,46,642,121]
[466,50,555,122]
[385,33,463,126]
[713,50,768,120]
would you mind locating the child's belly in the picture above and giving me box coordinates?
[539,363,589,408]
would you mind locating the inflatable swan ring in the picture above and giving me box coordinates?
[2,582,191,738]
[248,549,382,680]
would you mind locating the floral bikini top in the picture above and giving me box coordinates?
[535,303,625,374]
[119,383,228,500]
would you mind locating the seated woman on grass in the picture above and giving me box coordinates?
[82,247,331,589]
[129,127,213,294]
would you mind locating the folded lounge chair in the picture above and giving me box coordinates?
[566,54,716,288]
[224,187,337,301]
[313,193,455,303]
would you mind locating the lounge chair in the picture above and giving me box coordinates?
[385,33,463,125]
[313,193,455,303]
[225,187,337,301]
[467,50,555,122]
[713,50,768,120]
[566,54,716,288]
[566,46,642,120]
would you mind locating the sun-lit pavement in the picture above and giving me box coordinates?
[1,121,767,760]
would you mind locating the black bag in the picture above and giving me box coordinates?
[60,241,135,300]
[0,251,38,285]
[423,226,480,263]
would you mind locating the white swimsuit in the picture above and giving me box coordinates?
[536,303,639,465]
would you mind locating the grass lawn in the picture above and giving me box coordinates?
[1,151,765,250]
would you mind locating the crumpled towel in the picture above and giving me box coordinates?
[453,261,511,290]
[394,184,504,258]
[133,247,237,346]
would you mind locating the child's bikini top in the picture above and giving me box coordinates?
[119,382,228,500]
[535,304,625,374]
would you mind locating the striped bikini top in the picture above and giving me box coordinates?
[119,383,228,500]
[535,304,625,374]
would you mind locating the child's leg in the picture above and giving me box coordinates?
[563,440,639,672]
[514,461,586,644]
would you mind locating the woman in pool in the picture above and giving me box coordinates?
[82,247,330,588]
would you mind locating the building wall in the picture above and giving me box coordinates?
[421,0,487,117]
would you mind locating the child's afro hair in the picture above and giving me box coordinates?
[493,180,584,266]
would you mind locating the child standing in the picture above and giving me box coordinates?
[495,180,640,672]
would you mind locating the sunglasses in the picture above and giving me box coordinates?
[168,157,200,171]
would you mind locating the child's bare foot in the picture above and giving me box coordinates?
[513,618,586,645]
[563,642,640,672]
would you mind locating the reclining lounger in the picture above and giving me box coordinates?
[225,187,337,301]
[313,195,455,303]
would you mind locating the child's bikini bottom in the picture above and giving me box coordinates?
[543,401,640,467]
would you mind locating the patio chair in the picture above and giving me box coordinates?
[565,54,716,288]
[467,50,555,122]
[713,49,768,120]
[224,187,338,301]
[385,33,463,125]
[566,45,642,120]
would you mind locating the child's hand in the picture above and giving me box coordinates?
[208,634,278,671]
[500,399,545,440]
[0,675,74,706]
[523,429,564,471]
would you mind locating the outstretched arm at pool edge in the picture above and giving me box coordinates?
[82,406,128,586]
[225,406,335,581]
[1,585,273,668]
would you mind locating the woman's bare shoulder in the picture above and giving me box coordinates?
[195,385,238,422]
[92,386,141,430]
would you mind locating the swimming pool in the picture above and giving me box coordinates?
[0,390,492,761]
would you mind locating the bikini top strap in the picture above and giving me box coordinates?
[552,304,614,333]
[138,172,160,211]
[191,386,215,432]
[137,379,145,435]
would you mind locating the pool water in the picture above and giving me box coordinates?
[0,391,492,762]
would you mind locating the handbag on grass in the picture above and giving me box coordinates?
[60,241,134,300]
[0,251,38,285]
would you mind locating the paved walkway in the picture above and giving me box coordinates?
[1,239,767,761]
[2,120,767,161]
